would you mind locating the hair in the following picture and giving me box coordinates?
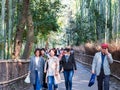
[64,48,70,52]
[39,48,45,56]
[40,48,45,51]
[49,48,55,53]
[34,48,40,55]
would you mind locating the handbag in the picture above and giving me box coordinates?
[88,74,96,87]
[54,60,61,84]
[54,73,61,84]
[24,73,30,83]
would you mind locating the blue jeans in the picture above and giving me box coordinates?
[97,75,110,90]
[63,70,74,90]
[33,70,42,90]
[47,76,58,90]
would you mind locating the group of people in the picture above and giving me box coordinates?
[28,47,76,90]
[28,43,113,90]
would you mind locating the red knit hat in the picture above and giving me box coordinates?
[101,43,108,49]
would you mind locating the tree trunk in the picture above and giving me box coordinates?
[7,0,12,59]
[1,0,6,59]
[113,3,117,41]
[21,11,34,59]
[6,0,9,59]
[109,0,112,41]
[105,0,108,43]
[13,0,29,59]
[118,0,120,43]
[116,0,120,44]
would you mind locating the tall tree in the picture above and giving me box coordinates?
[13,0,29,59]
[109,0,112,41]
[1,0,6,59]
[21,10,34,59]
[8,0,12,58]
[118,0,120,44]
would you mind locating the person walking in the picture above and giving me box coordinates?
[44,49,60,90]
[29,48,45,90]
[40,48,48,89]
[92,43,113,90]
[60,48,77,90]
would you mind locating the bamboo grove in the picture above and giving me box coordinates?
[0,0,120,59]
[67,0,120,45]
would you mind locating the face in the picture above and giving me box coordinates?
[101,48,107,53]
[41,50,45,55]
[35,50,40,57]
[50,50,55,56]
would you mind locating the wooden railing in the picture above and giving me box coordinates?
[0,60,30,90]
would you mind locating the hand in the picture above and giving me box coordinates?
[44,70,47,73]
[74,70,77,73]
[105,49,109,55]
[55,73,58,76]
[92,70,95,74]
[28,71,31,74]
[60,68,64,73]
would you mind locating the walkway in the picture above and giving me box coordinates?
[29,62,119,90]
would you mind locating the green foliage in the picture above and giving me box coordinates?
[30,0,62,43]
[71,0,109,45]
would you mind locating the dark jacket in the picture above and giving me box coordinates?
[60,54,77,71]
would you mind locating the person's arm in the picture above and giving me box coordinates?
[42,57,45,70]
[59,56,64,72]
[105,49,113,64]
[72,55,77,70]
[56,58,60,74]
[92,53,97,74]
[28,56,33,74]
[44,60,48,73]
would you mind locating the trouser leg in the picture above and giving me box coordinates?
[104,75,110,90]
[48,76,54,90]
[97,75,104,90]
[68,70,74,90]
[64,71,69,90]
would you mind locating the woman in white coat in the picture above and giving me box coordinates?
[44,49,61,90]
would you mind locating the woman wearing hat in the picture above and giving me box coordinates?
[91,43,113,90]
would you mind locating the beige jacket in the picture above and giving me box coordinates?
[44,56,61,84]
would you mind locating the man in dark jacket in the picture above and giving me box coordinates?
[60,48,77,90]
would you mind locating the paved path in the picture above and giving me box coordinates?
[29,62,119,90]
